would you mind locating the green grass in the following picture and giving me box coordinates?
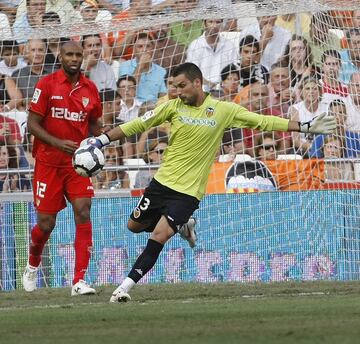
[2,281,360,344]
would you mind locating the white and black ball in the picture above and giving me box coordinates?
[72,144,105,177]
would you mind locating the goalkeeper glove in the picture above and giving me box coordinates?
[80,134,111,149]
[299,112,336,134]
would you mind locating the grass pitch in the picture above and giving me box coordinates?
[1,281,360,344]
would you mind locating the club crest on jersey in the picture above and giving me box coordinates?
[206,107,215,117]
[82,97,89,107]
[133,207,141,219]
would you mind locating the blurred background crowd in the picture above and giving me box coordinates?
[0,0,359,192]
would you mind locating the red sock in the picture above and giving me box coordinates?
[73,222,92,284]
[29,225,51,267]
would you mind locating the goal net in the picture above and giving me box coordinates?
[1,0,360,290]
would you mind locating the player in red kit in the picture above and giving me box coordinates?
[22,41,103,296]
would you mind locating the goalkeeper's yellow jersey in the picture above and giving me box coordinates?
[120,95,289,200]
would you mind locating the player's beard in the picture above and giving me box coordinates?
[180,94,197,106]
[63,63,81,76]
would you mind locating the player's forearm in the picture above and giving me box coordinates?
[103,125,126,142]
[288,120,301,132]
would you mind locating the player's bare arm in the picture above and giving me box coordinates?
[28,111,78,154]
[83,125,127,148]
[89,118,103,137]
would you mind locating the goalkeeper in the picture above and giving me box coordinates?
[86,62,336,302]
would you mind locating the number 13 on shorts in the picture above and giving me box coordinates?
[137,195,150,211]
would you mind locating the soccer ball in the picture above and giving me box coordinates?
[72,144,105,177]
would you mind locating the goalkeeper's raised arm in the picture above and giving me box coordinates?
[90,65,335,152]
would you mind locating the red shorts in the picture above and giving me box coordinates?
[33,161,94,214]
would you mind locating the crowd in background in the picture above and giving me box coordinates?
[0,0,360,191]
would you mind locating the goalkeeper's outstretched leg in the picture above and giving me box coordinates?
[110,179,199,303]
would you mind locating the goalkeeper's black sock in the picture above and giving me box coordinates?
[128,239,164,283]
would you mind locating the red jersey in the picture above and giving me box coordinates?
[29,69,102,167]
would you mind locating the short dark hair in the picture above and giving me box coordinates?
[220,64,240,82]
[1,40,19,55]
[99,89,120,102]
[239,35,260,53]
[116,74,137,88]
[322,49,341,63]
[82,34,101,47]
[172,62,203,83]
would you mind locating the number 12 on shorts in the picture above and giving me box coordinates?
[36,181,47,198]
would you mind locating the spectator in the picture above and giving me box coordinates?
[323,136,344,159]
[0,112,22,147]
[323,135,354,181]
[220,128,247,161]
[186,19,238,90]
[93,145,130,190]
[0,40,27,77]
[82,34,117,91]
[345,72,360,132]
[237,35,269,89]
[13,0,47,45]
[170,1,203,48]
[339,28,360,84]
[117,75,142,122]
[134,138,168,189]
[351,9,360,29]
[240,15,292,71]
[107,0,152,61]
[275,13,311,35]
[0,4,14,40]
[281,35,314,89]
[157,69,178,105]
[0,1,18,29]
[309,99,358,158]
[320,49,348,105]
[289,76,327,155]
[215,64,240,102]
[11,39,51,107]
[255,132,280,161]
[76,0,112,23]
[0,124,30,191]
[15,0,77,26]
[119,32,167,103]
[267,62,297,117]
[100,89,123,132]
[151,23,186,72]
[116,75,142,158]
[304,12,340,68]
[0,142,19,192]
[246,81,291,153]
[42,12,70,72]
[80,0,99,22]
[0,73,24,111]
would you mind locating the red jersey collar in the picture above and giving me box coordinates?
[57,69,91,86]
